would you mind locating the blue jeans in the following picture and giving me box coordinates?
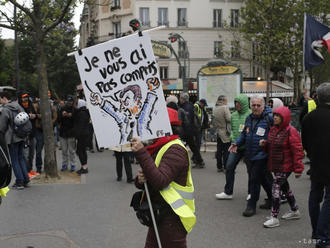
[246,158,272,209]
[35,129,44,171]
[309,181,330,246]
[9,142,29,185]
[216,137,230,169]
[224,150,245,195]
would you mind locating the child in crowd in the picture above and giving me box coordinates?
[260,106,304,228]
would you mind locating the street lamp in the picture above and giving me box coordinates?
[168,33,189,93]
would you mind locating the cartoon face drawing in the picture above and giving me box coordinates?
[88,77,160,144]
[119,86,142,117]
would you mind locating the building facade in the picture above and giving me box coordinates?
[79,0,261,92]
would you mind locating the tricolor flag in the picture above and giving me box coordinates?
[304,14,330,70]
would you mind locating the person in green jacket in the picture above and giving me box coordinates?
[215,94,251,199]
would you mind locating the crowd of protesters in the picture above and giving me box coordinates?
[1,82,329,248]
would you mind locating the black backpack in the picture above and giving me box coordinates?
[0,132,12,188]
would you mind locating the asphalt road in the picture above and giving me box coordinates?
[0,149,316,248]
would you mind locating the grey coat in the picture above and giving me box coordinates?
[0,101,25,145]
[213,102,231,143]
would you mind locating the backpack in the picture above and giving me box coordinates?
[0,132,12,188]
[10,109,32,139]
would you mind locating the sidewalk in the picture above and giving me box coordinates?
[0,149,314,248]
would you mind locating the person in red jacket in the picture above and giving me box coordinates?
[260,106,304,228]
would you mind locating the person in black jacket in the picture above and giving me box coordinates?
[302,82,330,248]
[58,96,77,172]
[75,99,91,174]
[18,91,39,177]
[179,93,204,168]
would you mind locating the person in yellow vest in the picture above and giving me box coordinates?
[0,187,9,205]
[131,107,196,248]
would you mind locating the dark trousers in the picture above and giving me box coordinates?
[76,136,88,165]
[309,181,330,245]
[224,150,245,195]
[23,136,35,172]
[114,151,132,181]
[246,158,272,209]
[216,137,230,170]
[35,129,44,171]
[183,135,203,163]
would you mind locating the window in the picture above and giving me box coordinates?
[111,0,120,11]
[178,40,187,58]
[113,22,121,38]
[213,9,222,28]
[230,9,239,28]
[177,8,187,27]
[159,66,168,80]
[214,41,223,58]
[231,40,240,59]
[140,8,150,26]
[158,8,168,26]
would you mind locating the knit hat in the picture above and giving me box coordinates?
[78,99,86,109]
[167,107,182,126]
[166,95,178,104]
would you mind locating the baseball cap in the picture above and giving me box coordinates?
[199,99,208,106]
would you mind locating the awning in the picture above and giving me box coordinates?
[243,81,293,97]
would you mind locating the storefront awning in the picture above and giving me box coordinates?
[243,81,293,97]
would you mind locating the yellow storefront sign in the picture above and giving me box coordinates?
[200,66,238,75]
[152,41,171,58]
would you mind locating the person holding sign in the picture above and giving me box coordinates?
[131,107,196,248]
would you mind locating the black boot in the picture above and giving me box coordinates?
[259,199,272,210]
[242,207,256,217]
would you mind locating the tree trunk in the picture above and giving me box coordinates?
[35,32,58,178]
[265,64,271,105]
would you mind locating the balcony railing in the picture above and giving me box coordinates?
[177,21,188,27]
[158,21,169,27]
[213,21,223,28]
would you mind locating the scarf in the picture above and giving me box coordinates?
[146,135,179,155]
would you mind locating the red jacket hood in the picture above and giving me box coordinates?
[273,106,291,129]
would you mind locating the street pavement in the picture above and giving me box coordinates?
[0,148,317,248]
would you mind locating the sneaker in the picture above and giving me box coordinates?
[30,170,40,176]
[70,165,75,172]
[263,216,280,228]
[11,183,24,190]
[215,192,233,200]
[127,178,134,183]
[246,194,251,201]
[217,168,224,172]
[77,168,88,175]
[281,209,301,220]
[28,172,35,179]
[61,164,68,171]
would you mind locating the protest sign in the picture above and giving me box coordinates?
[74,32,172,147]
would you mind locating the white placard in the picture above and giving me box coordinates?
[74,32,172,147]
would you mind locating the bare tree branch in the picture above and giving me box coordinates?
[7,0,35,24]
[44,0,75,35]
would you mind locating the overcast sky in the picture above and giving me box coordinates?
[1,3,84,46]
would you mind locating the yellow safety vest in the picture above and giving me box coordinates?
[194,103,202,118]
[308,100,317,113]
[0,187,9,197]
[155,139,196,233]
